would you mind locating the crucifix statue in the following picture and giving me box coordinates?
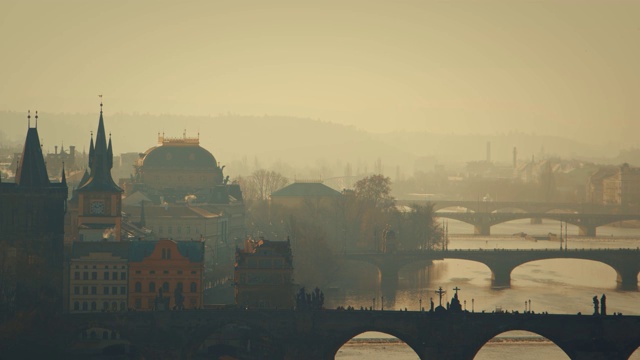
[435,286,446,307]
[453,286,461,295]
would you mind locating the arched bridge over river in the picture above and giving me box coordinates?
[435,212,640,236]
[343,249,640,290]
[55,310,640,360]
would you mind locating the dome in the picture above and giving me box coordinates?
[141,144,218,170]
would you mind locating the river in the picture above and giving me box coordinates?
[333,219,640,359]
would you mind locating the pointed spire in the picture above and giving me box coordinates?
[15,111,50,187]
[61,162,67,185]
[77,102,122,194]
[88,131,94,169]
[107,132,113,169]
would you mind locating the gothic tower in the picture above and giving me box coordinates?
[0,111,68,316]
[74,103,123,241]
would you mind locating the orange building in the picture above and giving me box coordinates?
[128,239,204,310]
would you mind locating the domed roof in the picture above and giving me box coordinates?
[142,144,218,170]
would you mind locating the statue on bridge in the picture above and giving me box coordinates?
[601,294,607,316]
[448,287,463,313]
[296,287,324,310]
[593,295,600,315]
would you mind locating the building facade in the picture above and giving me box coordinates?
[69,242,129,313]
[128,239,204,310]
[234,238,294,309]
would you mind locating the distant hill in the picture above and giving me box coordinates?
[0,111,625,178]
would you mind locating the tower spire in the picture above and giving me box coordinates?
[61,162,67,185]
[27,110,31,128]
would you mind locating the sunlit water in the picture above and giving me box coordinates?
[333,219,640,359]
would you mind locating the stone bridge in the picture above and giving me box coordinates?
[397,200,632,214]
[434,212,640,236]
[343,249,640,291]
[57,310,640,360]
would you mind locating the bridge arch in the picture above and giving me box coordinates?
[511,258,619,289]
[68,325,135,358]
[471,329,570,360]
[330,328,422,359]
[185,320,284,359]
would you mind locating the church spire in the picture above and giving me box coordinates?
[61,162,67,186]
[77,100,122,193]
[15,110,50,187]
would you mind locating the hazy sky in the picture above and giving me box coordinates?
[1,0,638,144]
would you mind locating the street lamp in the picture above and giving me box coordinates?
[381,296,384,311]
[419,298,422,312]
[372,297,376,310]
[529,299,532,313]
[472,298,474,313]
[464,300,467,311]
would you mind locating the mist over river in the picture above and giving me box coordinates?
[332,219,640,359]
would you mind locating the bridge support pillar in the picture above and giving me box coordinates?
[615,266,639,291]
[474,224,491,236]
[530,217,542,224]
[578,225,597,237]
[490,266,512,289]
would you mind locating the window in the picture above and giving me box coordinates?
[168,226,172,234]
[149,282,156,292]
[82,302,88,311]
[112,302,117,311]
[158,226,163,234]
[185,225,191,234]
[104,287,109,295]
[91,301,96,311]
[150,270,155,275]
[190,282,197,293]
[177,270,183,275]
[120,302,126,311]
[104,272,109,280]
[91,286,97,295]
[163,270,169,274]
[74,301,79,311]
[176,282,183,292]
[105,265,109,269]
[167,249,171,259]
[120,286,126,295]
[191,271,197,274]
[91,272,97,280]
[83,272,88,280]
[135,270,141,274]
[112,286,117,295]
[177,226,182,234]
[120,272,126,280]
[134,298,141,309]
[74,286,79,295]
[162,249,166,259]
[135,282,142,292]
[112,272,117,280]
[74,272,80,280]
[162,282,169,292]
[103,301,109,310]
[82,286,88,295]
[102,331,109,340]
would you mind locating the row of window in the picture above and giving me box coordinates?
[75,265,126,270]
[133,281,197,293]
[79,330,120,340]
[73,286,126,296]
[73,271,127,281]
[73,301,126,312]
[133,270,197,275]
[133,297,199,309]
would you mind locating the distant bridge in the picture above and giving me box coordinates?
[434,212,640,236]
[40,310,640,360]
[396,200,634,214]
[343,249,640,290]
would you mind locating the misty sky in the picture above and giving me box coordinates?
[1,0,638,145]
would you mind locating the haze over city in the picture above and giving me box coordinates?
[1,0,639,148]
[2,1,640,359]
